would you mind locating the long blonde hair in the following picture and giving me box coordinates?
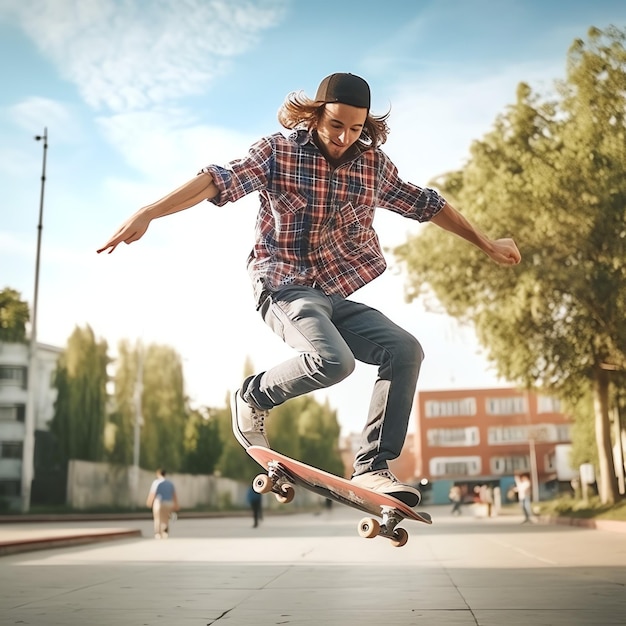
[277,90,390,150]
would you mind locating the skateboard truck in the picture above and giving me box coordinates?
[253,461,296,504]
[358,506,409,547]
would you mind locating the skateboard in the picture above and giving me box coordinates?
[247,445,432,547]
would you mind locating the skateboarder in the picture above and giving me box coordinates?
[98,72,521,507]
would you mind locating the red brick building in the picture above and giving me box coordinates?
[413,387,573,504]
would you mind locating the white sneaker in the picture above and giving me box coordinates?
[352,469,421,507]
[231,389,270,448]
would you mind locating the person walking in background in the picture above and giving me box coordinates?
[247,485,263,528]
[480,484,494,517]
[514,472,533,523]
[449,485,463,516]
[146,468,179,539]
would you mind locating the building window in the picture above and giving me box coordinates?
[429,456,481,477]
[490,456,530,474]
[537,395,561,413]
[425,397,477,418]
[556,424,571,441]
[0,405,26,422]
[427,427,479,447]
[488,426,529,444]
[0,366,27,388]
[528,424,572,443]
[545,452,556,472]
[485,396,526,416]
[0,441,23,459]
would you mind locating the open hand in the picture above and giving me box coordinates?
[97,212,150,254]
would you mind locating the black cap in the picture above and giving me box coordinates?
[315,73,370,109]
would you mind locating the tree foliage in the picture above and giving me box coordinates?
[182,406,223,474]
[140,343,188,471]
[48,333,345,482]
[107,341,190,472]
[394,26,626,503]
[0,287,29,343]
[106,339,139,465]
[49,325,108,461]
[291,396,344,476]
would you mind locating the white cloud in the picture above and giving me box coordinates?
[97,110,256,178]
[8,97,78,140]
[2,0,289,113]
[381,61,562,186]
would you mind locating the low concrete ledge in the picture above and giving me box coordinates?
[540,515,626,533]
[0,528,142,557]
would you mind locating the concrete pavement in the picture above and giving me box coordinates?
[1,505,626,625]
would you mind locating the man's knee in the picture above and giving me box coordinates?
[394,332,424,366]
[325,352,356,383]
[306,346,355,385]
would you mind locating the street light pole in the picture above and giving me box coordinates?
[21,128,48,512]
[130,341,143,509]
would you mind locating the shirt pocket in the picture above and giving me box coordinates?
[321,203,380,259]
[271,192,308,215]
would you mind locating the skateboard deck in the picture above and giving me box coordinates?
[247,445,432,547]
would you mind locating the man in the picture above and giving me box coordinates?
[99,73,521,507]
[514,472,533,523]
[247,484,263,528]
[146,468,179,539]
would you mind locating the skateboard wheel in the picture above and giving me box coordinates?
[253,474,273,494]
[390,527,409,548]
[358,517,380,539]
[275,482,295,504]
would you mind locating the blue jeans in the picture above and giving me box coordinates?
[521,496,532,521]
[242,286,424,476]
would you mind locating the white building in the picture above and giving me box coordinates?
[0,341,62,510]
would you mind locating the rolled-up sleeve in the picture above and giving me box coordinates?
[199,136,275,207]
[377,151,446,222]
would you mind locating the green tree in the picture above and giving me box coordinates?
[566,391,598,470]
[49,325,108,461]
[268,396,343,476]
[0,287,29,342]
[105,339,137,465]
[394,26,625,503]
[108,341,189,471]
[140,343,188,471]
[182,406,223,474]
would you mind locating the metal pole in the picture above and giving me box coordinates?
[529,437,539,503]
[21,128,48,512]
[130,341,143,509]
[524,390,540,503]
[613,405,625,495]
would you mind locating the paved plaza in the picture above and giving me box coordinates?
[1,505,625,625]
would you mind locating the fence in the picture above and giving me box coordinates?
[66,460,320,511]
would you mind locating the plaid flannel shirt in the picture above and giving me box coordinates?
[202,130,445,301]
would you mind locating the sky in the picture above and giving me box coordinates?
[2,0,625,436]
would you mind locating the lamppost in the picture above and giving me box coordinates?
[21,128,48,512]
[130,340,144,509]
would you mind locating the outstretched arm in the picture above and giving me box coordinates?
[430,202,521,266]
[97,172,219,254]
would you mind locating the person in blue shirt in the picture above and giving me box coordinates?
[146,468,179,538]
[247,485,263,528]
